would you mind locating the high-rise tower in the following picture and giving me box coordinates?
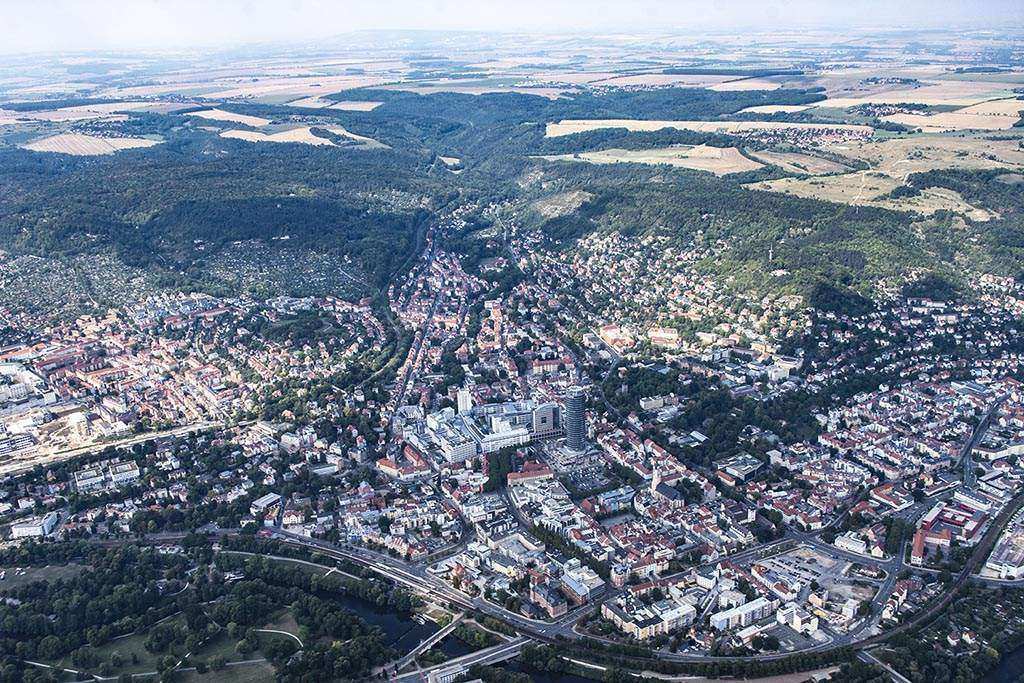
[563,385,586,452]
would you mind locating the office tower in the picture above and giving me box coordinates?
[564,385,586,452]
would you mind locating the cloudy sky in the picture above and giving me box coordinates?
[3,0,1021,53]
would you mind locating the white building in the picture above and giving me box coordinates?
[11,511,59,539]
[710,597,776,631]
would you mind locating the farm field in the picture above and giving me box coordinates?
[877,96,1024,132]
[380,80,566,98]
[813,78,1019,108]
[0,101,193,125]
[545,118,873,137]
[100,74,392,101]
[588,73,737,87]
[880,110,1020,133]
[737,104,813,114]
[187,108,272,127]
[747,128,1024,217]
[708,76,783,91]
[541,145,763,175]
[20,132,161,155]
[221,125,386,148]
[221,126,334,146]
[285,95,383,110]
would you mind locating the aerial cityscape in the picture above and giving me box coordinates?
[0,1,1023,681]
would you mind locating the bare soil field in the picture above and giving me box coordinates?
[708,77,783,91]
[541,145,763,175]
[104,74,389,101]
[747,149,851,175]
[737,104,813,114]
[220,125,386,149]
[187,108,272,127]
[881,110,1019,133]
[527,71,622,85]
[21,133,161,155]
[545,118,872,137]
[814,78,1019,108]
[0,101,194,125]
[379,80,566,98]
[285,96,382,111]
[589,73,736,87]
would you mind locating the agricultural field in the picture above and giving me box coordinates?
[840,135,1024,178]
[587,73,737,88]
[879,97,1024,132]
[541,145,764,175]
[379,79,566,98]
[99,74,392,102]
[708,77,784,91]
[20,132,161,155]
[0,100,192,125]
[813,77,1020,108]
[545,118,873,137]
[285,96,383,111]
[737,104,813,114]
[220,125,386,148]
[187,108,272,127]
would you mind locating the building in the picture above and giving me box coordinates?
[531,582,568,618]
[250,492,282,517]
[601,595,696,640]
[560,559,606,603]
[531,402,561,439]
[710,597,776,631]
[564,386,586,452]
[835,531,868,555]
[73,460,141,493]
[409,400,564,462]
[776,603,819,635]
[11,511,59,539]
[457,388,473,414]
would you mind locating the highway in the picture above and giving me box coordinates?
[390,637,529,683]
[90,476,1022,681]
[268,482,1024,666]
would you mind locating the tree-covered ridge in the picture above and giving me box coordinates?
[0,85,1018,310]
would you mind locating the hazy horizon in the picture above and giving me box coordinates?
[3,0,1022,55]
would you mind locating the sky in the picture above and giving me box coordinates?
[2,0,1021,54]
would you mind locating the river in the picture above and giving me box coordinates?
[983,643,1024,682]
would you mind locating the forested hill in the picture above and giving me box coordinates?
[1,84,1019,309]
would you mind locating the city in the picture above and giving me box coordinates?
[0,2,1023,682]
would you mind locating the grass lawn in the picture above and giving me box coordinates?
[189,631,257,667]
[0,563,85,590]
[42,631,165,677]
[179,661,277,683]
[261,609,302,637]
